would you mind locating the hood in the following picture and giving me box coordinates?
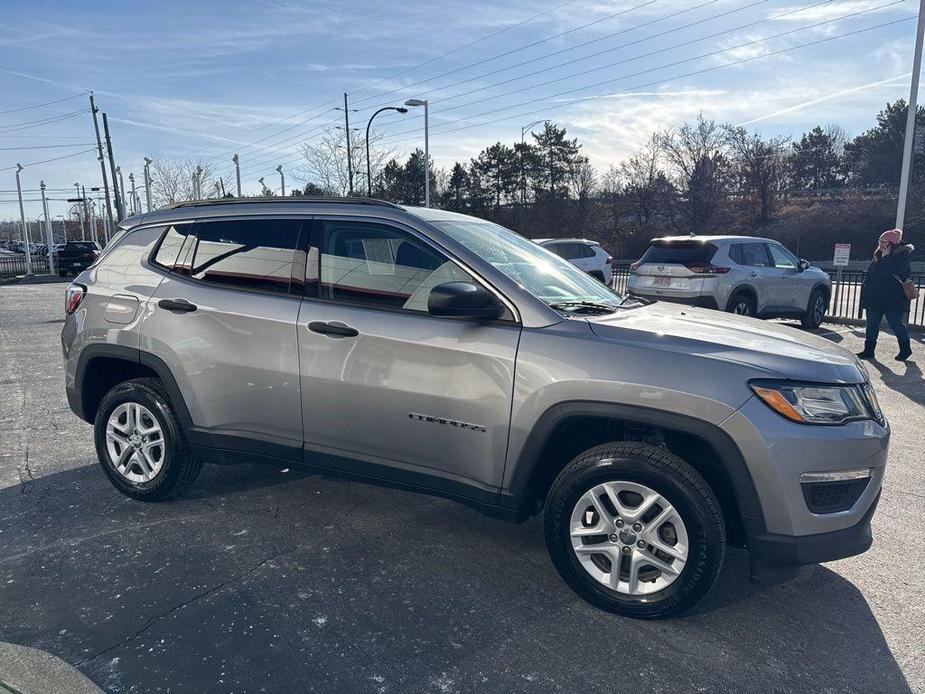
[587,302,865,383]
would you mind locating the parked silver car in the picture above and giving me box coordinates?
[62,199,885,618]
[533,238,613,283]
[628,236,831,329]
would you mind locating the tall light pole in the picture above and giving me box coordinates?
[897,0,925,230]
[404,99,430,207]
[40,180,55,274]
[233,154,242,197]
[258,176,266,196]
[15,164,32,275]
[520,120,544,207]
[143,157,153,211]
[276,165,286,196]
[128,173,136,215]
[74,182,86,239]
[365,106,407,197]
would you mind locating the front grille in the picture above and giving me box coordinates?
[802,478,870,514]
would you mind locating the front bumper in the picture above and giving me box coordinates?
[748,490,880,584]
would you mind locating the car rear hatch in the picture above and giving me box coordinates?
[630,239,722,295]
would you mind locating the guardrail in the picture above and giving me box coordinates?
[611,263,925,328]
[0,255,51,279]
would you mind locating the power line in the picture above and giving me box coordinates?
[0,147,98,172]
[376,7,912,146]
[0,109,86,134]
[0,92,88,115]
[0,142,95,151]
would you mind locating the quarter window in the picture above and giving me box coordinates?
[317,221,474,312]
[188,219,302,293]
[151,224,195,269]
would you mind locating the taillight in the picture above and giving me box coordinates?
[685,263,730,275]
[65,283,85,315]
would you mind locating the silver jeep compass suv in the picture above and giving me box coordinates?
[62,198,888,619]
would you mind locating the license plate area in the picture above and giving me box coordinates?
[653,276,672,287]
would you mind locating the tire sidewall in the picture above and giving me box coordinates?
[728,292,755,317]
[94,382,185,500]
[803,289,825,329]
[546,454,723,618]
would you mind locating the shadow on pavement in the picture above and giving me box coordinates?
[0,464,911,694]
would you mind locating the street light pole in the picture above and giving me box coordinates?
[233,154,242,197]
[277,165,286,196]
[897,0,925,230]
[365,106,408,197]
[404,99,430,206]
[74,182,86,240]
[342,93,355,196]
[143,157,153,212]
[116,166,126,212]
[129,173,137,215]
[40,180,55,275]
[15,164,32,275]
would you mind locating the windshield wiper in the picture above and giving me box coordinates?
[549,300,619,314]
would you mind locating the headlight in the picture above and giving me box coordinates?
[750,380,872,425]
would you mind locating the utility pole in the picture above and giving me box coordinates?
[81,186,93,242]
[75,182,86,239]
[277,165,286,196]
[897,0,925,230]
[40,180,55,274]
[102,112,124,221]
[89,200,96,246]
[143,157,153,211]
[233,154,242,197]
[89,93,114,233]
[14,164,32,275]
[343,93,354,195]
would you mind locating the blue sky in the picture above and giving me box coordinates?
[0,0,920,219]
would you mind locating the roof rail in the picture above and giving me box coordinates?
[166,196,403,210]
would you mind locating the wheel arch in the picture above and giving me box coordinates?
[507,402,766,547]
[725,284,757,311]
[74,344,193,429]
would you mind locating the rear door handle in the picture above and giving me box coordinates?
[158,298,197,313]
[308,321,358,338]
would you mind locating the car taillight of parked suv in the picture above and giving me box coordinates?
[62,199,886,619]
[628,236,832,329]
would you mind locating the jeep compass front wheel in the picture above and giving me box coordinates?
[544,442,725,619]
[94,378,202,501]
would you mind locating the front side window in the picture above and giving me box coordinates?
[188,219,301,293]
[768,243,797,269]
[317,220,475,312]
[431,218,622,309]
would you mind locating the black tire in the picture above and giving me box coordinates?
[726,291,756,317]
[801,288,827,330]
[94,377,202,501]
[544,442,725,619]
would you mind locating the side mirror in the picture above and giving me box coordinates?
[428,281,502,320]
[798,259,810,272]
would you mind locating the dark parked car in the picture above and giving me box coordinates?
[56,241,100,276]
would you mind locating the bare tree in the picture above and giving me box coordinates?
[147,156,217,207]
[724,126,789,225]
[659,114,729,232]
[297,128,393,196]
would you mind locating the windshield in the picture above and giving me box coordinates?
[431,218,624,310]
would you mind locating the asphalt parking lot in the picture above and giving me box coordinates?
[1,283,923,694]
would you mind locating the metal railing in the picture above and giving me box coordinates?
[611,263,925,328]
[0,255,51,279]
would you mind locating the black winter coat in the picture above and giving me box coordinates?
[860,243,914,314]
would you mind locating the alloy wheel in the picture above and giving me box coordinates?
[105,402,165,483]
[570,480,689,596]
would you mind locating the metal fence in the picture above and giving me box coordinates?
[611,263,925,328]
[0,255,51,279]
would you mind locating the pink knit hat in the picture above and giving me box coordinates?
[879,228,902,245]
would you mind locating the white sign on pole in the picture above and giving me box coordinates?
[833,243,851,267]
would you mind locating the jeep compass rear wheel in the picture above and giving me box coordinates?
[545,442,725,619]
[94,378,202,501]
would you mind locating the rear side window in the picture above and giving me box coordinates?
[151,224,195,269]
[639,241,716,265]
[733,243,771,267]
[189,219,302,293]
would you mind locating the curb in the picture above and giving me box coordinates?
[0,642,103,694]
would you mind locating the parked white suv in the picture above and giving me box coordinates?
[628,236,832,329]
[534,238,613,283]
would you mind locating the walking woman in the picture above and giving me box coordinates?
[857,229,914,361]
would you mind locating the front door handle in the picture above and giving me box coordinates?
[158,298,197,313]
[308,321,358,338]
